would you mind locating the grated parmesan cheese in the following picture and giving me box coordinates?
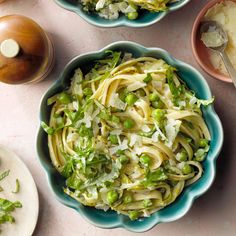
[109,93,126,110]
[109,139,128,154]
[165,118,182,147]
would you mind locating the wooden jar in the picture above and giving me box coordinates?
[0,15,54,84]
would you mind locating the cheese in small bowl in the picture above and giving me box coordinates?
[203,1,236,76]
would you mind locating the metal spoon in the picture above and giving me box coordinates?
[200,20,236,87]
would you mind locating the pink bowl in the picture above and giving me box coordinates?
[191,0,235,83]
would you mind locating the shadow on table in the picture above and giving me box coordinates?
[33,188,52,236]
[41,32,74,83]
[184,89,236,221]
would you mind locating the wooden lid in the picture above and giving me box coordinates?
[0,15,53,84]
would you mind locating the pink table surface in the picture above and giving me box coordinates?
[0,0,236,235]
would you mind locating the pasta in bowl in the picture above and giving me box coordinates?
[76,0,181,20]
[54,0,191,27]
[37,41,223,232]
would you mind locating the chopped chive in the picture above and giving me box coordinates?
[12,179,20,194]
[143,73,153,83]
[41,122,54,135]
[0,170,10,181]
[58,92,72,104]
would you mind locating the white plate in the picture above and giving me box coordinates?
[0,145,39,236]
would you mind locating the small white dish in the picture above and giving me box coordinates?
[0,145,39,236]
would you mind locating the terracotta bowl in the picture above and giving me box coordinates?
[191,0,234,83]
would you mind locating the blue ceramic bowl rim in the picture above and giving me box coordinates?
[54,0,191,28]
[37,41,223,232]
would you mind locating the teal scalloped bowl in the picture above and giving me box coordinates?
[36,41,223,232]
[54,0,191,27]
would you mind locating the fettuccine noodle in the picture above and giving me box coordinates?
[42,51,213,220]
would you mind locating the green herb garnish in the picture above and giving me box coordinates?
[0,170,10,181]
[0,198,22,225]
[12,179,20,194]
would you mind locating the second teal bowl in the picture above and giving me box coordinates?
[54,0,191,27]
[37,41,223,232]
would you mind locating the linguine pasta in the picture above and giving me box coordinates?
[42,51,213,220]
